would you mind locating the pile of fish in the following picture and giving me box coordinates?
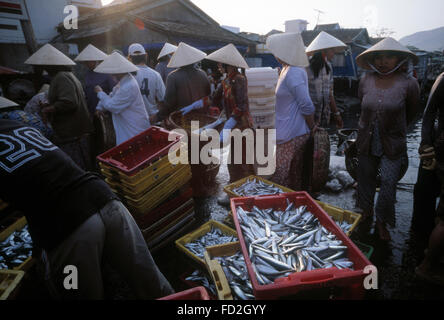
[232,179,284,197]
[236,200,354,285]
[336,220,353,234]
[184,227,238,259]
[214,251,254,300]
[0,226,33,269]
[185,269,217,296]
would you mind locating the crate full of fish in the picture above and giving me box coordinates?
[0,269,25,300]
[204,242,255,300]
[230,192,373,300]
[175,220,238,267]
[0,217,33,271]
[180,269,218,299]
[224,175,293,198]
[97,126,183,176]
[315,201,362,236]
[158,286,211,301]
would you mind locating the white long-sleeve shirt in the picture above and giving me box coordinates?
[275,66,315,145]
[134,65,165,117]
[97,74,150,145]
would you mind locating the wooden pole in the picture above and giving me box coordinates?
[20,0,38,55]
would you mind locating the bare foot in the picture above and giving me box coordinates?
[376,221,391,241]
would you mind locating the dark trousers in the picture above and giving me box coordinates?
[412,165,441,235]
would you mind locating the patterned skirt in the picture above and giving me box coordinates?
[271,134,309,190]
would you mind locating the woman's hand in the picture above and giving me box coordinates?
[335,113,344,129]
[94,85,103,94]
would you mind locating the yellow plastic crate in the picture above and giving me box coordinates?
[102,156,177,191]
[315,201,362,236]
[105,163,188,199]
[99,142,187,184]
[204,242,245,300]
[0,217,34,271]
[0,270,25,300]
[122,166,192,216]
[224,175,293,198]
[175,220,238,267]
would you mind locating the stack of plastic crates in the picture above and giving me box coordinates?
[97,127,195,251]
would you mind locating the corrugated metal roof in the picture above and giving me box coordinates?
[65,20,126,40]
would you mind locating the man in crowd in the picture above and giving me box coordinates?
[128,43,165,125]
[0,119,174,299]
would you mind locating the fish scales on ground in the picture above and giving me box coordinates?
[235,203,355,284]
[184,228,238,259]
[0,225,33,269]
[232,179,285,197]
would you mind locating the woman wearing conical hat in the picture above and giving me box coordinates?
[266,33,316,190]
[306,31,346,129]
[75,44,117,116]
[354,37,420,241]
[94,52,151,145]
[157,42,210,122]
[180,43,255,189]
[25,44,94,171]
[155,43,177,84]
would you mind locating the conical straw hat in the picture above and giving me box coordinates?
[306,31,347,55]
[167,43,207,68]
[356,37,418,70]
[94,52,139,74]
[75,44,108,62]
[266,33,309,67]
[206,44,249,69]
[25,44,75,66]
[0,96,19,109]
[158,43,178,60]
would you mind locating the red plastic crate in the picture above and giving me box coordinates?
[158,287,211,300]
[230,192,373,300]
[135,186,193,229]
[97,126,183,176]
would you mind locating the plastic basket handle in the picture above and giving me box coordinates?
[297,270,336,284]
[209,260,234,300]
[204,251,233,300]
[107,158,126,168]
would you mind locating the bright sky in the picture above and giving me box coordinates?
[189,0,444,40]
[100,0,444,40]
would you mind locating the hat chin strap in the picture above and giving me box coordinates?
[368,58,407,76]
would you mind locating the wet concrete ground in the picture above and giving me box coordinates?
[154,98,444,300]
